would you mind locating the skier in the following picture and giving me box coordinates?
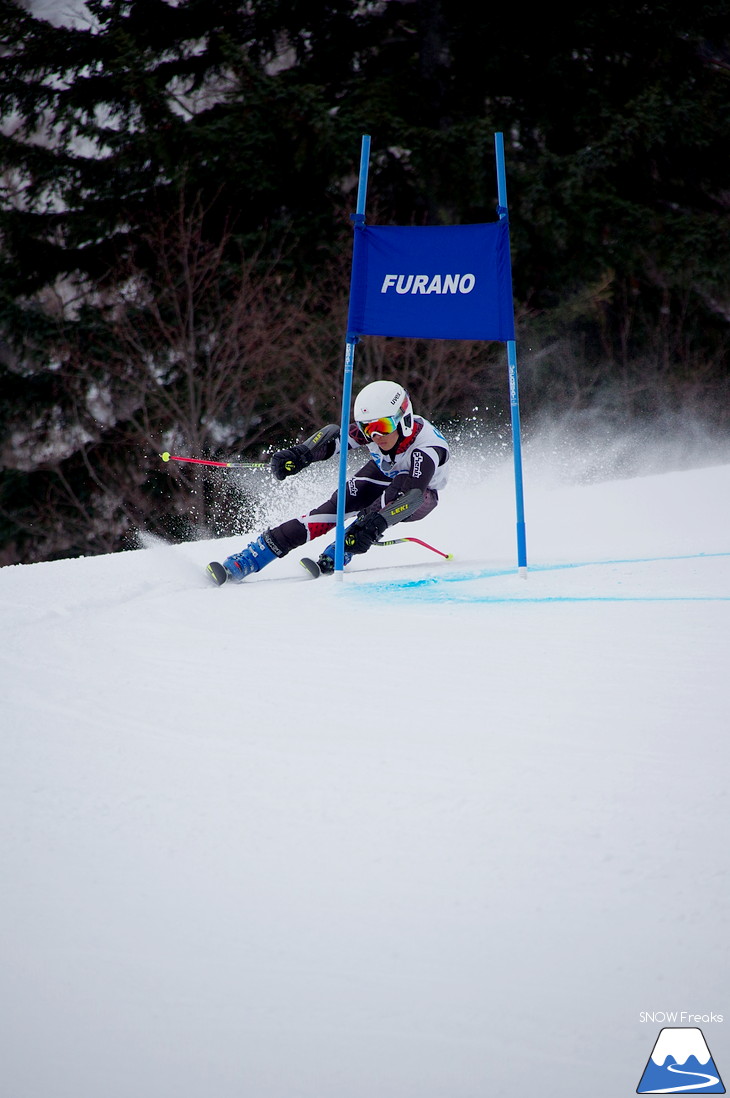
[207,379,450,584]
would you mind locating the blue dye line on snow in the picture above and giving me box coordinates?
[404,594,730,605]
[345,550,730,604]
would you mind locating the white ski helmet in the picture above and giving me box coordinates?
[354,380,414,440]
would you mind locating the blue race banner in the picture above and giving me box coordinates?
[347,219,515,341]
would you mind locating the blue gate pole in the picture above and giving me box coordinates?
[334,134,371,577]
[495,131,528,575]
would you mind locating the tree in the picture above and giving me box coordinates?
[0,0,354,562]
[0,191,351,562]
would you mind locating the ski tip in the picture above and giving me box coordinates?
[206,560,228,586]
[300,557,321,579]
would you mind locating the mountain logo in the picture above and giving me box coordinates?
[637,1027,725,1093]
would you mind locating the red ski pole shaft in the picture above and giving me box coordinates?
[376,536,453,560]
[160,452,268,469]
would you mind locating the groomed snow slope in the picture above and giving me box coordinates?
[2,434,729,1098]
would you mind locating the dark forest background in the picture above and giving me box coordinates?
[0,0,728,564]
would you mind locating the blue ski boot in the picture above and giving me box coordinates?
[316,541,352,575]
[223,532,279,582]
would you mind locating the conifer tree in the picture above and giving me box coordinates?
[0,0,350,561]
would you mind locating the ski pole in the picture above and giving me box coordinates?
[374,536,453,560]
[160,452,269,470]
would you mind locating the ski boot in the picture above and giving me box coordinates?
[208,532,280,585]
[300,540,352,578]
[318,541,352,574]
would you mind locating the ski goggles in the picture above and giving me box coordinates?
[358,413,402,439]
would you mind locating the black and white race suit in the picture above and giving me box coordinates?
[269,417,450,554]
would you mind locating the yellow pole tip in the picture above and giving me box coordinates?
[446,553,454,560]
[161,451,170,462]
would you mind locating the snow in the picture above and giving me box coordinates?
[26,0,92,30]
[1,428,729,1098]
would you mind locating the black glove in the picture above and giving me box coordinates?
[270,444,312,481]
[345,511,388,554]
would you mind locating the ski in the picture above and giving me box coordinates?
[209,558,321,584]
[300,557,322,579]
[206,561,228,586]
[210,520,453,585]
